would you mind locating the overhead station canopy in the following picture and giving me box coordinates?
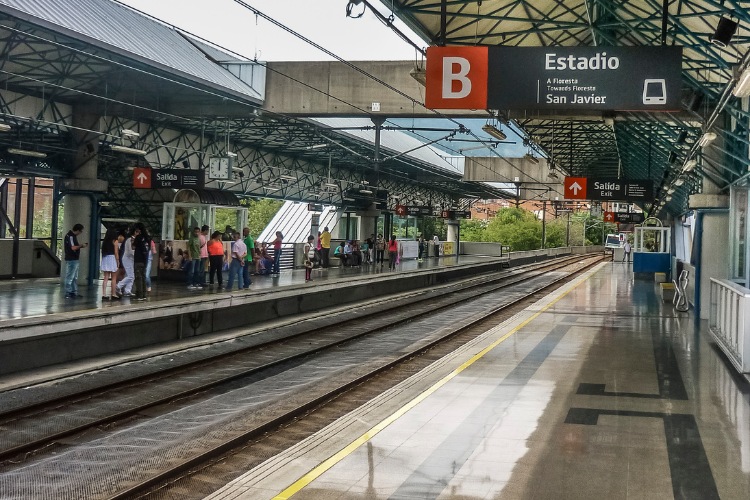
[0,0,504,207]
[0,0,264,109]
[383,0,750,215]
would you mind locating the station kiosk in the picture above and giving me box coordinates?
[158,189,247,280]
[633,217,671,278]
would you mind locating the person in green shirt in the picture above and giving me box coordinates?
[242,227,255,288]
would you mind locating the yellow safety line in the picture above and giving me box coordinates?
[272,264,600,500]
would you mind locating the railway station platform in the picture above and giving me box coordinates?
[208,261,750,500]
[0,253,540,379]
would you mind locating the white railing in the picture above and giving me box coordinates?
[709,278,750,373]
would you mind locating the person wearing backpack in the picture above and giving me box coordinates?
[132,223,151,301]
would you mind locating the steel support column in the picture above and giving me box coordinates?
[25,177,34,239]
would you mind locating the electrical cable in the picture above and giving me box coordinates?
[231,1,550,188]
[0,3,543,201]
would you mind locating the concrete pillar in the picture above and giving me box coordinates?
[358,204,379,241]
[447,220,459,256]
[688,191,730,319]
[697,211,729,319]
[701,133,724,195]
[62,112,101,287]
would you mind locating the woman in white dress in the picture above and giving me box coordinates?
[101,228,123,300]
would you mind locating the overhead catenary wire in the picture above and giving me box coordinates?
[0,3,543,199]
[232,0,551,188]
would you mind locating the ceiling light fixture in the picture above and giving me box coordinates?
[120,128,140,139]
[359,188,373,194]
[279,174,297,181]
[698,132,717,147]
[8,147,47,158]
[675,178,685,186]
[524,153,540,164]
[482,123,507,141]
[711,16,739,48]
[306,143,327,150]
[409,68,426,86]
[0,123,11,132]
[683,160,697,172]
[110,145,148,156]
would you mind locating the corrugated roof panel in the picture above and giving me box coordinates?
[0,0,262,102]
[313,117,463,175]
[258,202,341,244]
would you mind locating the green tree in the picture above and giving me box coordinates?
[245,198,283,236]
[420,216,446,240]
[544,219,567,248]
[484,208,542,251]
[459,219,487,242]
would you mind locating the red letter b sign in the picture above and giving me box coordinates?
[425,47,488,109]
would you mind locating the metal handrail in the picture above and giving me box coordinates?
[709,278,750,374]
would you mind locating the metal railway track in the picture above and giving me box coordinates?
[0,255,603,499]
[0,255,585,462]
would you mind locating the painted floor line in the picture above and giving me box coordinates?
[271,262,603,500]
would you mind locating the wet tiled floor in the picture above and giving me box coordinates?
[208,262,750,500]
[0,255,479,322]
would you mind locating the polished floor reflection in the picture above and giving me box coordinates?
[0,255,477,322]
[210,262,750,500]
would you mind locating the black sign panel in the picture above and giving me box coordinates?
[405,206,432,216]
[308,203,324,212]
[615,213,645,224]
[588,178,653,202]
[487,46,682,111]
[153,169,204,189]
[441,210,472,219]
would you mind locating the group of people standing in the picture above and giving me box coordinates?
[187,226,284,291]
[310,230,391,270]
[99,223,156,301]
[62,222,156,301]
[61,220,441,302]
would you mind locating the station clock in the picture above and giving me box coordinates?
[208,157,233,180]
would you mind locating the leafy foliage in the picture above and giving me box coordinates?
[459,207,613,251]
[246,198,283,236]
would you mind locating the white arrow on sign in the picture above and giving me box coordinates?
[569,181,583,195]
[136,172,148,185]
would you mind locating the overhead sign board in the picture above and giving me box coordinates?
[440,210,472,219]
[564,177,653,202]
[395,205,432,216]
[308,203,324,212]
[615,212,645,224]
[133,167,151,189]
[426,46,682,111]
[406,206,432,216]
[133,168,204,189]
[564,177,587,200]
